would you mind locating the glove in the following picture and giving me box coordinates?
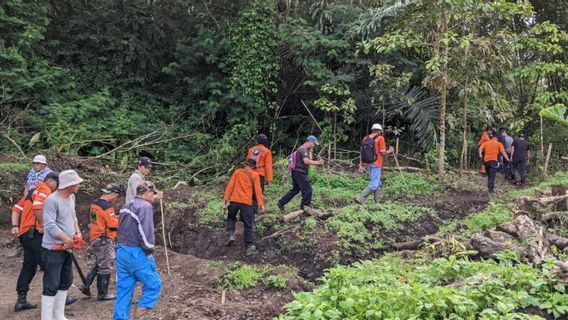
[52,237,85,251]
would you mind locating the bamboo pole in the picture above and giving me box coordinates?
[160,199,171,276]
[544,143,553,176]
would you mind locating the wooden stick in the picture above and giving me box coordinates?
[281,209,305,223]
[160,199,171,276]
[392,152,406,183]
[544,143,552,176]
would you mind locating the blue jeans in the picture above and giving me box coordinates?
[113,246,162,320]
[368,164,382,191]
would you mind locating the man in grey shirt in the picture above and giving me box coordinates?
[41,170,84,320]
[125,157,152,203]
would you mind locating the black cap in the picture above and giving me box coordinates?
[257,134,268,146]
[44,171,60,182]
[136,180,156,194]
[138,156,152,169]
[101,183,124,195]
[244,158,257,167]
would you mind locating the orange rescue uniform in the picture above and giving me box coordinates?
[480,139,506,162]
[89,198,118,242]
[12,181,52,234]
[223,168,264,207]
[246,144,273,183]
[363,133,387,168]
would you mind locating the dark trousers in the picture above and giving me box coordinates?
[226,202,255,246]
[42,248,73,296]
[16,231,44,294]
[252,176,267,215]
[484,161,498,192]
[502,153,513,179]
[513,160,527,183]
[278,171,312,209]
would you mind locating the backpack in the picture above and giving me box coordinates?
[287,150,298,171]
[249,147,264,164]
[360,136,377,164]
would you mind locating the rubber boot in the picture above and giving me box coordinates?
[14,291,37,312]
[226,230,235,247]
[65,296,78,306]
[245,244,257,256]
[96,274,116,301]
[373,189,382,203]
[356,187,373,204]
[41,295,55,320]
[79,265,99,297]
[53,290,70,320]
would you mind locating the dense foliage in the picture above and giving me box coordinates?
[1,0,567,179]
[278,254,568,319]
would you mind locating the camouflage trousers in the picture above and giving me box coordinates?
[92,237,115,274]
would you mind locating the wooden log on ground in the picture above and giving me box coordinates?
[281,209,305,223]
[516,195,568,212]
[497,221,518,237]
[552,261,568,285]
[546,234,568,250]
[470,234,523,258]
[382,166,424,172]
[552,185,567,211]
[541,211,568,223]
[483,230,516,243]
[512,215,552,265]
[392,236,443,251]
[304,206,327,218]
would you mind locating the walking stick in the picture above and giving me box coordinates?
[392,152,406,184]
[160,199,171,276]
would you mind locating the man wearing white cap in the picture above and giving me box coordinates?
[24,155,53,195]
[357,124,394,204]
[41,170,84,320]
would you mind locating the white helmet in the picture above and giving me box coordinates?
[32,155,47,164]
[371,123,383,131]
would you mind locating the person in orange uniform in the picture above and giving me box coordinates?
[479,131,510,195]
[246,134,273,191]
[80,183,124,300]
[11,171,59,312]
[357,124,394,204]
[223,159,265,256]
[478,127,493,173]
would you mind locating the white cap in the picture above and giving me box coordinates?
[371,123,383,131]
[32,155,47,164]
[58,170,84,189]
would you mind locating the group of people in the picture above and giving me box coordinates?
[478,127,531,194]
[223,124,394,254]
[10,155,164,319]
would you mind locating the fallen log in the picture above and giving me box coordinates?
[511,215,552,266]
[392,236,442,251]
[546,234,568,250]
[552,185,567,211]
[516,195,568,212]
[496,221,518,237]
[304,206,327,218]
[382,166,424,172]
[470,234,524,258]
[541,211,568,223]
[552,261,568,285]
[483,230,516,243]
[281,209,305,223]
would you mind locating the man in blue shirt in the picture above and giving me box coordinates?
[113,181,163,320]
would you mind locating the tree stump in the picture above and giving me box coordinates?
[552,185,567,211]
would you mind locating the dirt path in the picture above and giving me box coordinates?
[0,228,288,320]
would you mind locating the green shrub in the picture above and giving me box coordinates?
[382,172,439,196]
[216,265,268,291]
[278,254,568,319]
[263,274,288,290]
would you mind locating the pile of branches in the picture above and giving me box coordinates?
[393,185,568,284]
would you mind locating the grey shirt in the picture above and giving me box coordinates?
[42,192,78,250]
[126,170,145,203]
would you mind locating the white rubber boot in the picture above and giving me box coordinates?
[41,295,56,320]
[53,290,71,320]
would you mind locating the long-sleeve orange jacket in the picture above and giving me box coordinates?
[89,198,118,241]
[223,168,264,207]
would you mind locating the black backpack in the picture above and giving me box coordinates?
[360,137,377,163]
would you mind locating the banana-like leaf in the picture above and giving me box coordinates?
[29,132,41,147]
[539,105,568,127]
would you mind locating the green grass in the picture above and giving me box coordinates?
[439,201,513,237]
[0,162,29,173]
[216,264,268,291]
[278,254,568,319]
[325,202,435,254]
[382,172,440,196]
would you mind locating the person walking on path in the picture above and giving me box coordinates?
[511,133,531,185]
[278,135,325,213]
[125,156,153,203]
[41,170,84,320]
[357,124,394,204]
[223,159,265,256]
[500,128,514,179]
[479,132,510,195]
[113,181,163,320]
[80,183,124,300]
[246,134,273,192]
[11,171,59,313]
[477,127,493,173]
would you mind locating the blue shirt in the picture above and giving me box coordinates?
[26,166,52,190]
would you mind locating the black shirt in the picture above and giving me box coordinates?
[293,146,309,174]
[512,139,530,161]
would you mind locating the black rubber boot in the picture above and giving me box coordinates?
[65,295,79,305]
[80,264,99,297]
[97,274,116,301]
[14,292,37,312]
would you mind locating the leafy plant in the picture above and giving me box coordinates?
[216,264,268,291]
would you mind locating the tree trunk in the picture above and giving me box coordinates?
[438,43,449,183]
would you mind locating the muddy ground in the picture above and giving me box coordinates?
[0,156,502,319]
